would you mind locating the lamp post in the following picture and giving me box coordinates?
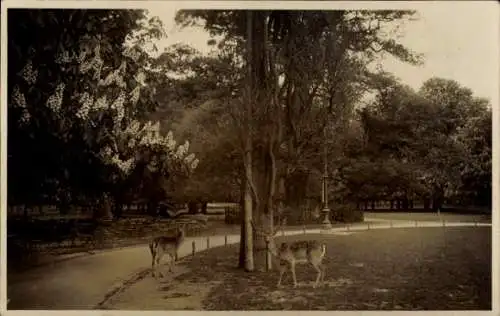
[321,126,332,229]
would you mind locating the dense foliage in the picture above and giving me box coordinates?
[8,9,198,215]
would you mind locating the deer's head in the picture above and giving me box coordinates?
[250,219,283,243]
[176,224,186,238]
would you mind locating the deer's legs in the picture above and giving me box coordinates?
[277,262,287,287]
[320,263,326,283]
[155,252,164,278]
[312,263,322,288]
[151,254,156,277]
[168,253,175,272]
[290,262,298,288]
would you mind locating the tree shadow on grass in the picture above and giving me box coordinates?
[166,228,490,310]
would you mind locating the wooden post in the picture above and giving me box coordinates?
[192,241,196,256]
[303,225,306,234]
[346,224,350,231]
[224,235,228,246]
[367,223,371,230]
[474,220,478,227]
[207,236,210,249]
[265,240,271,272]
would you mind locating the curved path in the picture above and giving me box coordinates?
[7,219,491,310]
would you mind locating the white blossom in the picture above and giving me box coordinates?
[19,60,38,85]
[151,121,160,134]
[184,153,195,165]
[100,146,113,158]
[46,83,65,112]
[110,154,135,174]
[111,92,125,110]
[123,45,141,62]
[129,86,141,105]
[135,71,146,86]
[79,59,93,74]
[76,48,88,63]
[175,144,187,159]
[76,106,89,120]
[126,120,141,135]
[99,70,118,87]
[182,140,190,153]
[19,109,31,125]
[15,38,200,178]
[12,86,27,108]
[21,62,36,84]
[93,43,100,59]
[127,137,136,149]
[165,130,176,151]
[94,96,108,110]
[191,158,199,170]
[55,49,72,64]
[116,76,126,88]
[118,61,127,73]
[92,56,103,80]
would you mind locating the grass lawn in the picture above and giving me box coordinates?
[364,212,491,223]
[103,226,491,310]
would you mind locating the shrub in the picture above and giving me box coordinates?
[224,205,241,225]
[330,203,364,223]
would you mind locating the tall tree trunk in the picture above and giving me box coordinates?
[241,10,255,272]
[266,133,277,270]
[238,178,246,268]
[252,158,270,271]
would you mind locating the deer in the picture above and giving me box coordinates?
[149,224,186,278]
[251,220,327,288]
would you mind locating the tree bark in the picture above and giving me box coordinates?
[266,132,277,270]
[238,181,246,268]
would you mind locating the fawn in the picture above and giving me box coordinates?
[149,224,186,278]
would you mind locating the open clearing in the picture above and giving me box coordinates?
[102,226,491,310]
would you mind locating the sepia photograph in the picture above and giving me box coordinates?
[1,0,497,312]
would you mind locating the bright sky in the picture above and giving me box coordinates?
[143,2,498,105]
